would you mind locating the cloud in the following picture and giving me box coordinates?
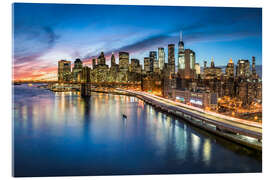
[13,26,59,64]
[103,8,261,57]
[12,5,261,80]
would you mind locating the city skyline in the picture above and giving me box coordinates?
[13,3,262,81]
[12,4,263,176]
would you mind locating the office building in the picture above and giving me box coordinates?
[119,52,129,72]
[236,59,251,79]
[203,58,222,80]
[150,51,159,73]
[130,58,140,73]
[97,52,106,65]
[195,63,200,75]
[144,57,152,72]
[178,32,185,71]
[92,58,96,69]
[158,47,165,70]
[58,60,71,82]
[178,49,196,79]
[72,58,83,82]
[225,58,234,78]
[252,56,256,75]
[111,53,116,67]
[168,44,175,74]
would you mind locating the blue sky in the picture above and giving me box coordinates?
[13,3,262,80]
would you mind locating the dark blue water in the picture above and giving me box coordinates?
[13,84,262,177]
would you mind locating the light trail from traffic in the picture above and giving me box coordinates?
[120,89,262,135]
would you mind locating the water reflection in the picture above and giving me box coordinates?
[203,139,211,166]
[13,85,261,177]
[191,133,201,162]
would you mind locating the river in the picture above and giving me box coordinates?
[13,84,262,177]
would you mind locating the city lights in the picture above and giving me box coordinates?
[49,32,262,123]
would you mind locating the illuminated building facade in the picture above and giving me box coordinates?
[162,63,176,98]
[72,58,83,82]
[173,89,218,109]
[158,47,165,70]
[195,63,201,76]
[150,51,159,73]
[178,32,185,71]
[225,58,234,78]
[92,58,96,69]
[203,58,222,80]
[149,51,157,61]
[144,57,152,73]
[224,59,235,97]
[97,52,106,65]
[168,44,175,74]
[130,59,140,73]
[91,52,109,83]
[119,52,129,72]
[111,53,116,67]
[56,32,262,120]
[142,73,162,94]
[236,59,251,79]
[108,54,119,82]
[178,49,196,79]
[58,60,71,82]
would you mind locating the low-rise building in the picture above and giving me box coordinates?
[173,89,218,109]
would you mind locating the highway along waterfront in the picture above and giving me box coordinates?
[116,89,262,151]
[13,84,261,177]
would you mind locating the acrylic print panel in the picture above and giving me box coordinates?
[12,3,262,177]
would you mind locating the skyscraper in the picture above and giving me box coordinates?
[119,52,129,72]
[130,58,140,73]
[236,59,251,79]
[189,50,195,70]
[178,32,185,71]
[92,58,96,68]
[149,51,157,60]
[144,57,151,72]
[195,63,200,75]
[158,47,165,70]
[150,51,159,73]
[74,58,83,69]
[98,52,106,65]
[178,49,195,79]
[204,61,207,69]
[111,52,116,67]
[224,59,235,97]
[252,56,256,75]
[203,57,222,80]
[168,44,175,74]
[211,57,215,68]
[58,60,71,82]
[72,58,83,82]
[225,58,234,78]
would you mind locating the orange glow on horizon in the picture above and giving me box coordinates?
[13,66,58,81]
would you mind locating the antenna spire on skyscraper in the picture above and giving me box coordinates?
[180,31,183,42]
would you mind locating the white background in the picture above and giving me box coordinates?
[0,0,269,179]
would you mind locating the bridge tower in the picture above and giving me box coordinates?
[81,66,91,96]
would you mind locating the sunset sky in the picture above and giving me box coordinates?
[13,3,262,81]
